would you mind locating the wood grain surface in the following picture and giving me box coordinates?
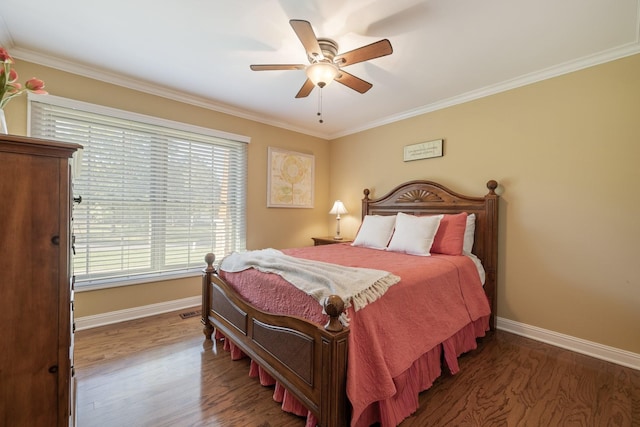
[75,309,640,426]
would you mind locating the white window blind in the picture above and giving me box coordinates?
[29,94,247,289]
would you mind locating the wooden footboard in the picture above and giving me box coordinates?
[201,253,350,427]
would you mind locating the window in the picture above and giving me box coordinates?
[29,94,248,289]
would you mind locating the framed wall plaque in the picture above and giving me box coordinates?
[403,139,444,162]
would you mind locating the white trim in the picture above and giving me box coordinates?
[328,43,640,139]
[27,93,251,143]
[497,317,640,371]
[7,37,640,141]
[74,271,202,292]
[9,47,328,140]
[75,302,640,371]
[74,296,200,331]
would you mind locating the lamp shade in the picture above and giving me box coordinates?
[329,200,348,215]
[306,62,339,88]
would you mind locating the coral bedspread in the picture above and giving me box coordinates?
[219,243,491,426]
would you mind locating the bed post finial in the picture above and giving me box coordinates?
[204,252,216,270]
[362,189,371,220]
[202,253,216,340]
[324,295,345,332]
[486,180,498,195]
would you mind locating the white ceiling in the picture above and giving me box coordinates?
[0,0,638,139]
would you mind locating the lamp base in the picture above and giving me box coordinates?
[333,236,343,240]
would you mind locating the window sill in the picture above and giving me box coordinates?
[74,270,202,292]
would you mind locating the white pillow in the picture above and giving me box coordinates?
[387,212,443,256]
[463,213,476,254]
[351,215,397,250]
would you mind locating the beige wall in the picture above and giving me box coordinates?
[330,54,640,354]
[6,55,639,354]
[4,61,330,317]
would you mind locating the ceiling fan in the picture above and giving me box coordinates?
[250,19,393,98]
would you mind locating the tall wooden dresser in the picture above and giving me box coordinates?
[0,134,82,426]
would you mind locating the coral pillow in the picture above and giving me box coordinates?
[431,212,468,255]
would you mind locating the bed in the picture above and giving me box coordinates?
[201,179,499,427]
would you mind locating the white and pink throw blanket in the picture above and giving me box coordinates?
[221,248,400,318]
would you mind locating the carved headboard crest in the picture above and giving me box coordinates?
[396,189,443,203]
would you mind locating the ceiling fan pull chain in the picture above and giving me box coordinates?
[317,88,324,124]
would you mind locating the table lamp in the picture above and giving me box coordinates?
[329,200,348,240]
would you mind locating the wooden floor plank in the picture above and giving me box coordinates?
[74,309,640,426]
[75,311,303,427]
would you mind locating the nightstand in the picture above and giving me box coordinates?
[312,236,353,246]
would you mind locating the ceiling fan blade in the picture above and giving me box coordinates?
[335,71,373,94]
[295,79,315,98]
[290,19,323,60]
[334,39,393,67]
[250,64,306,71]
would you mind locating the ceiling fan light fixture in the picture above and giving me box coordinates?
[250,20,392,100]
[306,62,339,88]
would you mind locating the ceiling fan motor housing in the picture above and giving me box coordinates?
[311,38,339,63]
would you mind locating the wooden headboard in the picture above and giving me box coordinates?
[361,180,499,329]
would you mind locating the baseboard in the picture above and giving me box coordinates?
[76,301,639,371]
[75,296,201,331]
[497,316,640,371]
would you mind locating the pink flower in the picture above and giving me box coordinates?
[0,67,16,81]
[25,78,47,94]
[1,46,48,109]
[7,68,18,83]
[0,47,13,63]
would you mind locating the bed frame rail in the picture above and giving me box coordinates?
[202,253,349,427]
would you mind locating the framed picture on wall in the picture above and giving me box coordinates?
[403,139,444,162]
[267,147,315,208]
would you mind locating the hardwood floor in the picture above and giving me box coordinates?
[75,309,640,426]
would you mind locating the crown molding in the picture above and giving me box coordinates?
[8,46,330,140]
[327,41,640,139]
[5,38,640,141]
